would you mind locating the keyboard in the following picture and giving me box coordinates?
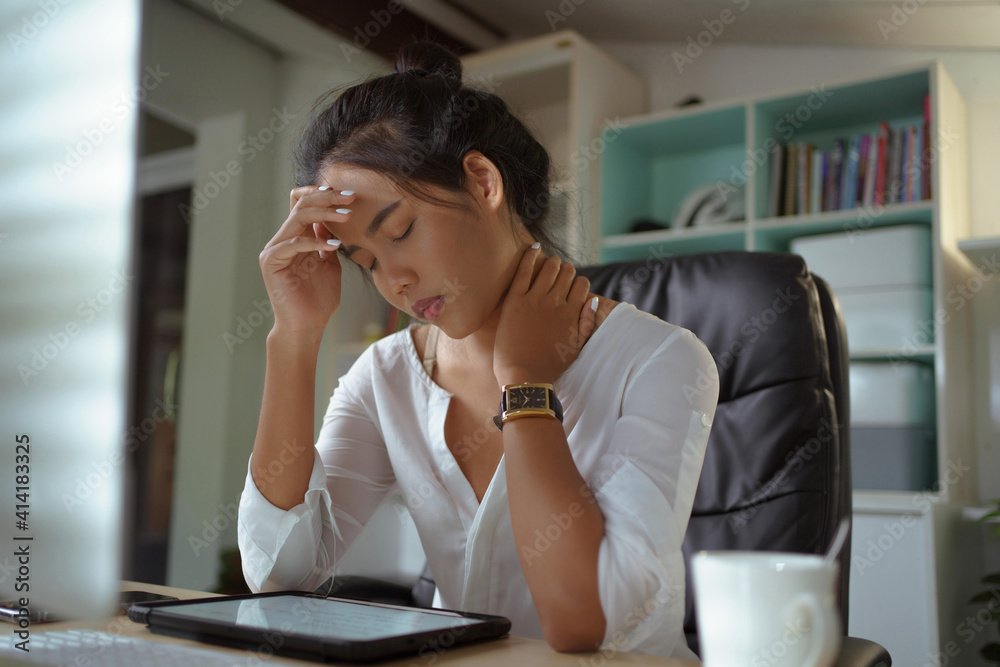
[0,628,301,665]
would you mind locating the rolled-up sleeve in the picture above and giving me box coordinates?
[238,346,396,594]
[590,327,718,658]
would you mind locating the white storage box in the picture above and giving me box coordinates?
[849,361,934,426]
[790,224,931,290]
[837,288,934,350]
[791,224,934,350]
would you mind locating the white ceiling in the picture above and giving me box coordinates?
[425,0,1000,50]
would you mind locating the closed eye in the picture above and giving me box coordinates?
[366,219,415,272]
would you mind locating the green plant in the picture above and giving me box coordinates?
[971,499,1000,664]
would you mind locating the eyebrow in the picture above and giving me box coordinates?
[336,199,402,260]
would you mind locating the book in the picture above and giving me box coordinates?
[841,135,861,210]
[888,127,904,204]
[783,141,797,217]
[862,132,879,208]
[824,139,844,212]
[902,124,913,203]
[909,124,922,203]
[923,94,932,200]
[768,141,784,218]
[857,134,870,208]
[810,149,825,214]
[797,142,813,215]
[874,122,890,206]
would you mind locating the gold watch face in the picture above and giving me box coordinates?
[509,387,548,410]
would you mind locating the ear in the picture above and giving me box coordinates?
[461,150,504,216]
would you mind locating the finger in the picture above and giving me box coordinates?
[265,205,352,251]
[551,261,577,298]
[261,235,342,269]
[578,292,598,341]
[528,254,563,294]
[314,222,332,260]
[509,243,543,295]
[567,275,591,305]
[290,185,355,211]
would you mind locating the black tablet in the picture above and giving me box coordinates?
[128,591,511,663]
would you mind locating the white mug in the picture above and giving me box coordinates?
[691,551,841,667]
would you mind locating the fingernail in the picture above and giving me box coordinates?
[318,185,331,191]
[340,190,355,196]
[336,208,351,214]
[531,242,540,249]
[591,296,598,313]
[327,239,341,246]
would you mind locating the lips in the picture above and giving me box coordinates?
[412,295,445,319]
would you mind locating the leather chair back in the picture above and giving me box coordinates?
[578,251,851,652]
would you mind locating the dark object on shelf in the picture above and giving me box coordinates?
[675,95,703,107]
[630,218,669,233]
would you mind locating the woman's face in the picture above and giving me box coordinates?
[317,152,534,339]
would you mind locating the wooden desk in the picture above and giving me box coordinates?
[16,581,698,666]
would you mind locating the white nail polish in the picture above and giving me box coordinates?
[318,185,331,191]
[591,296,598,313]
[327,239,342,246]
[531,242,540,249]
[340,190,355,196]
[336,208,351,214]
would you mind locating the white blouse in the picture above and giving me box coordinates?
[238,301,719,660]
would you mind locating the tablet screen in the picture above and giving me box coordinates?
[160,595,482,641]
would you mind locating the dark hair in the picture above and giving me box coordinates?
[292,40,570,291]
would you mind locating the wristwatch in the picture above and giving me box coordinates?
[493,382,564,431]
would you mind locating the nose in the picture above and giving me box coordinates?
[379,255,415,296]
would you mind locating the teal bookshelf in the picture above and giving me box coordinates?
[595,60,974,504]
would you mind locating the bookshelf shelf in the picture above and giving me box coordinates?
[598,60,973,501]
[849,345,935,364]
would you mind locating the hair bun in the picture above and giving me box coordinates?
[394,41,463,83]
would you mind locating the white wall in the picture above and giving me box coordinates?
[142,0,389,590]
[596,40,1000,503]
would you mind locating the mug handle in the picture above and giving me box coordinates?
[785,592,841,667]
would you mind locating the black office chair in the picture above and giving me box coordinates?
[324,251,890,666]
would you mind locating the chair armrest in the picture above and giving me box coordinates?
[835,636,892,667]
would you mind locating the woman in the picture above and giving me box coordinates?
[238,40,718,659]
